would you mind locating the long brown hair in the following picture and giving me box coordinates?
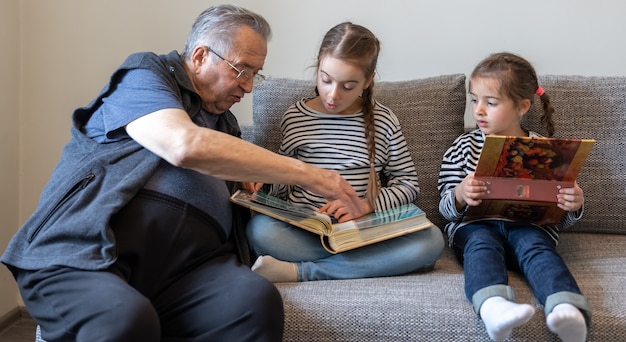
[470,52,555,136]
[315,22,381,207]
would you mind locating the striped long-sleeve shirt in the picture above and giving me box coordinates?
[269,98,420,212]
[437,129,583,246]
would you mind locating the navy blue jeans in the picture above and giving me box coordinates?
[452,220,590,323]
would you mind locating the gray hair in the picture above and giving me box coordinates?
[181,4,272,59]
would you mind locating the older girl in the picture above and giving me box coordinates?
[246,22,444,282]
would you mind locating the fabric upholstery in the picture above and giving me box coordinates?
[277,233,626,341]
[525,75,626,234]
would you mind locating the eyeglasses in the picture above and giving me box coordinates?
[205,47,265,86]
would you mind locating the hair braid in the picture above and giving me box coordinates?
[361,86,380,208]
[537,91,556,137]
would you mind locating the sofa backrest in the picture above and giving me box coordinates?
[524,75,626,234]
[250,74,626,235]
[251,75,467,228]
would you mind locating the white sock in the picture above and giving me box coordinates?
[479,296,535,341]
[546,303,587,342]
[251,255,297,283]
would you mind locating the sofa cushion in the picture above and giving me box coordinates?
[275,232,626,341]
[524,76,626,234]
[252,74,467,228]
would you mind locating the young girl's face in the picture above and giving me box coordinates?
[315,56,373,114]
[469,76,529,136]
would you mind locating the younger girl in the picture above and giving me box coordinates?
[438,52,590,342]
[245,22,444,282]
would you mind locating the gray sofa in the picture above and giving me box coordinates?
[33,75,626,342]
[245,75,626,341]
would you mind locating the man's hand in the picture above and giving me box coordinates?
[242,182,264,192]
[303,168,364,220]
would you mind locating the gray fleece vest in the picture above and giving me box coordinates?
[1,51,242,271]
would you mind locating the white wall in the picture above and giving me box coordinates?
[15,0,626,225]
[0,0,21,317]
[2,0,626,317]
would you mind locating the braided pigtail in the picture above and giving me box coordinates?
[536,87,556,137]
[362,86,379,209]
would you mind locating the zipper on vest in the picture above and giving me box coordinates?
[28,173,96,242]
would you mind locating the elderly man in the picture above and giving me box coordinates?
[2,5,362,341]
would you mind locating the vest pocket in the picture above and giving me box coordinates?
[28,173,95,242]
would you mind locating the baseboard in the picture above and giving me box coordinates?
[0,306,21,333]
[0,306,31,332]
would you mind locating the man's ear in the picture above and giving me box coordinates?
[190,46,209,71]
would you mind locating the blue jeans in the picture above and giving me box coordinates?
[453,220,590,324]
[246,214,444,281]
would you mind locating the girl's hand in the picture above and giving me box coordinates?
[454,173,487,210]
[242,182,264,192]
[318,198,372,223]
[557,181,584,212]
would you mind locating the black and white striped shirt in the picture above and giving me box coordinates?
[269,98,420,212]
[437,129,583,245]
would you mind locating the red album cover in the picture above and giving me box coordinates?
[465,135,595,225]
